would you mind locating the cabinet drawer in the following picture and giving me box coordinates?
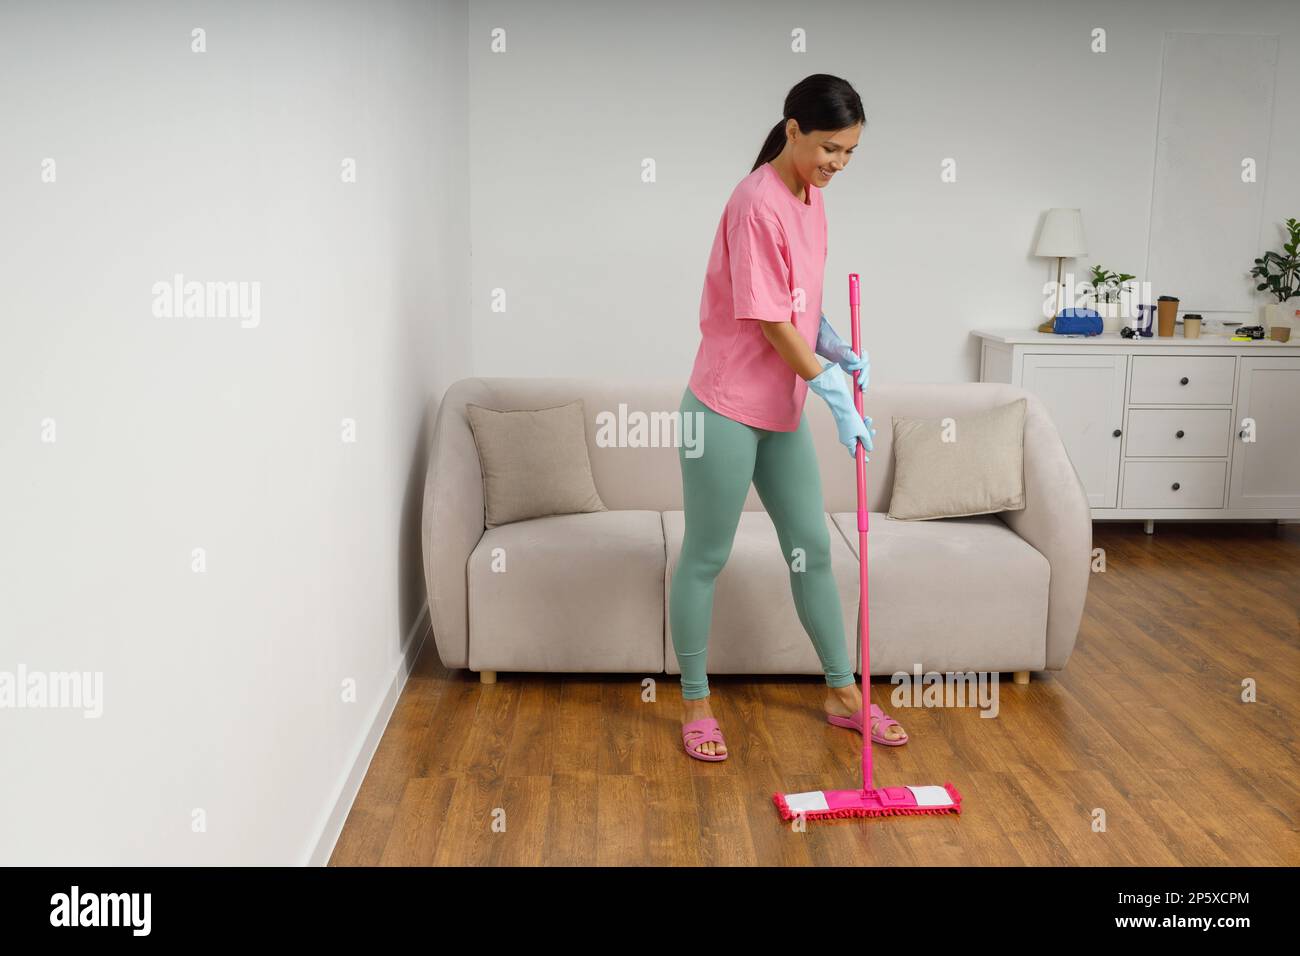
[1122,460,1227,509]
[1125,408,1231,457]
[1129,355,1235,404]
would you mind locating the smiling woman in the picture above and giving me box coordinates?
[671,74,890,762]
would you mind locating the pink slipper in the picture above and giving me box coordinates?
[682,716,729,761]
[825,702,909,746]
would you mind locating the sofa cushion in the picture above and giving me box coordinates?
[662,511,859,678]
[830,512,1048,673]
[887,398,1027,520]
[467,510,664,672]
[465,399,608,529]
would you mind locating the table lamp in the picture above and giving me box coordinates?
[1034,208,1088,321]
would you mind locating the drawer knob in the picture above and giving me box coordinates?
[1171,482,1181,491]
[1112,428,1122,437]
[1180,376,1190,385]
[1176,430,1185,439]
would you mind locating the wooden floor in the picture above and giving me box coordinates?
[330,521,1300,866]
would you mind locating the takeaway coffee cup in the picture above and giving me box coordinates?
[1183,314,1202,338]
[1157,296,1180,336]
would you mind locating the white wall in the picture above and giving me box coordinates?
[0,0,470,864]
[469,0,1300,385]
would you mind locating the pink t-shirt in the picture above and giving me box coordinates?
[688,160,827,431]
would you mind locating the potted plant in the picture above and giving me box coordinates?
[1250,217,1300,337]
[1085,265,1137,332]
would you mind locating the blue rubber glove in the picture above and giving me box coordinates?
[806,362,876,458]
[815,312,869,391]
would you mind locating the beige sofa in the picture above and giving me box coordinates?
[422,378,1091,685]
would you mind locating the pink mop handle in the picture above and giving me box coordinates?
[849,273,873,794]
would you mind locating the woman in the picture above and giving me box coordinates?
[672,74,908,761]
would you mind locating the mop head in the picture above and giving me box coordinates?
[772,783,962,822]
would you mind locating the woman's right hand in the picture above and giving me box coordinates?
[807,363,876,457]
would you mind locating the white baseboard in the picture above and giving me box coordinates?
[307,603,432,867]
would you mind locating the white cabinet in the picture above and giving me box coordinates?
[975,329,1300,524]
[1021,354,1127,508]
[1228,357,1300,511]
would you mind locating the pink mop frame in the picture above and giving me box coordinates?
[770,275,962,820]
[848,272,961,810]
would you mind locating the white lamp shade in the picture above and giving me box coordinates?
[1035,208,1088,258]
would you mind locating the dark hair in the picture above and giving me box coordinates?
[751,74,866,172]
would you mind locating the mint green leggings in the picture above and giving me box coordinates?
[670,384,856,701]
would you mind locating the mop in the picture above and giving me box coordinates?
[772,273,963,822]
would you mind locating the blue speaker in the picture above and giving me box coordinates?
[1053,308,1103,335]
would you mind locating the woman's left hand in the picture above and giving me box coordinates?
[816,312,868,390]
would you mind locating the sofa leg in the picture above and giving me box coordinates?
[479,670,497,685]
[1012,670,1030,685]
